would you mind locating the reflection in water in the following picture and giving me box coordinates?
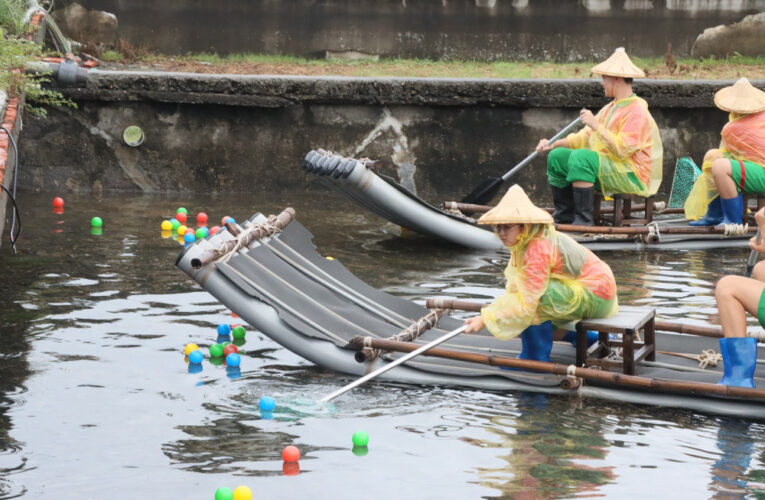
[468,393,613,498]
[710,419,754,498]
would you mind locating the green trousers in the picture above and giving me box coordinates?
[546,148,601,189]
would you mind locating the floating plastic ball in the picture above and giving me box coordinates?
[161,220,173,231]
[210,225,221,235]
[217,324,231,336]
[214,487,234,500]
[52,197,64,208]
[282,445,300,462]
[184,343,199,355]
[259,396,276,412]
[188,350,204,364]
[209,343,224,357]
[223,344,238,357]
[282,461,300,476]
[176,207,188,215]
[232,326,246,339]
[225,353,241,367]
[221,215,232,225]
[184,232,196,244]
[177,224,187,236]
[232,486,252,500]
[170,219,180,231]
[91,216,103,228]
[195,227,209,239]
[352,431,369,447]
[176,212,187,224]
[196,212,208,225]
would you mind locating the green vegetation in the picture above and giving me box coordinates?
[0,1,76,117]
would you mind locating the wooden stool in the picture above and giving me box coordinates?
[743,193,765,223]
[593,192,655,226]
[575,306,656,375]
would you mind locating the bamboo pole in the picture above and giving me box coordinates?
[554,223,755,235]
[355,309,446,362]
[347,336,765,400]
[191,208,296,269]
[443,201,684,216]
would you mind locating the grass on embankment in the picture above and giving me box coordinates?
[98,50,765,80]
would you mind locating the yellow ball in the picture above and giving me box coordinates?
[178,225,188,236]
[184,343,199,355]
[161,220,173,231]
[233,486,252,500]
[326,256,334,260]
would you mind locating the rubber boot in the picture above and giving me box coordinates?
[551,185,575,224]
[572,186,594,226]
[689,197,722,226]
[718,194,743,226]
[718,337,757,388]
[562,330,600,348]
[501,322,553,370]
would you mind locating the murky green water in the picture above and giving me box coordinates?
[1,189,764,499]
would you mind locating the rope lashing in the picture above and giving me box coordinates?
[722,223,749,236]
[358,309,446,363]
[218,214,284,264]
[658,349,722,369]
[645,221,661,243]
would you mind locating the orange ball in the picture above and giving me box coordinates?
[282,445,300,462]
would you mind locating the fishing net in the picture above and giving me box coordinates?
[667,157,701,208]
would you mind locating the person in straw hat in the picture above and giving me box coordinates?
[463,185,618,362]
[684,78,765,227]
[535,47,663,226]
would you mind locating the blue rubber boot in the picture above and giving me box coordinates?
[562,330,600,348]
[689,197,722,226]
[718,337,757,388]
[502,322,553,370]
[718,194,744,226]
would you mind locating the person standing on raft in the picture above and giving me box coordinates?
[685,78,765,227]
[535,47,663,226]
[713,207,765,388]
[463,185,619,362]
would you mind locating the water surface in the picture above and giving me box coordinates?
[1,190,764,499]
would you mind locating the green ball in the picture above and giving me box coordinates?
[232,326,246,339]
[209,343,224,357]
[91,216,103,227]
[195,227,206,239]
[352,431,369,447]
[214,487,234,500]
[171,219,180,230]
[177,207,188,215]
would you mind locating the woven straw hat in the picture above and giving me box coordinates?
[477,185,554,225]
[591,47,645,79]
[714,78,765,114]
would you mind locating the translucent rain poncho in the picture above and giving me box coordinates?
[685,110,765,219]
[481,225,618,340]
[566,95,663,197]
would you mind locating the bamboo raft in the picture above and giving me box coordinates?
[302,149,755,251]
[176,208,765,420]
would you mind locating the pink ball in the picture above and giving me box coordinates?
[282,445,300,462]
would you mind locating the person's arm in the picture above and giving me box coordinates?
[536,137,571,153]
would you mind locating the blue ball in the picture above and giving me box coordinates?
[183,232,195,244]
[224,217,236,225]
[226,353,241,367]
[217,324,231,335]
[259,396,276,411]
[188,350,204,364]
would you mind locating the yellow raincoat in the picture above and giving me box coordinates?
[685,110,765,219]
[567,95,663,197]
[481,225,618,340]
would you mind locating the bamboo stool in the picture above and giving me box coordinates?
[575,306,656,375]
[593,192,655,226]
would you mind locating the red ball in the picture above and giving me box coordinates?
[221,215,232,225]
[223,344,238,356]
[209,225,221,235]
[52,197,64,208]
[196,212,208,224]
[175,212,187,224]
[282,445,300,462]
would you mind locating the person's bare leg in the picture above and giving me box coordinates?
[715,275,765,337]
[711,158,738,198]
[752,260,765,282]
[572,181,594,188]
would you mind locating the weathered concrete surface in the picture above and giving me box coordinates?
[20,73,755,200]
[55,0,765,61]
[692,12,765,58]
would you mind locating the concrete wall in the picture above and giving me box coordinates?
[18,72,751,201]
[56,0,765,61]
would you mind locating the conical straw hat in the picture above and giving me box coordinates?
[591,47,645,79]
[714,78,765,114]
[477,185,554,225]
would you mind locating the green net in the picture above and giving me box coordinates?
[668,157,701,208]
